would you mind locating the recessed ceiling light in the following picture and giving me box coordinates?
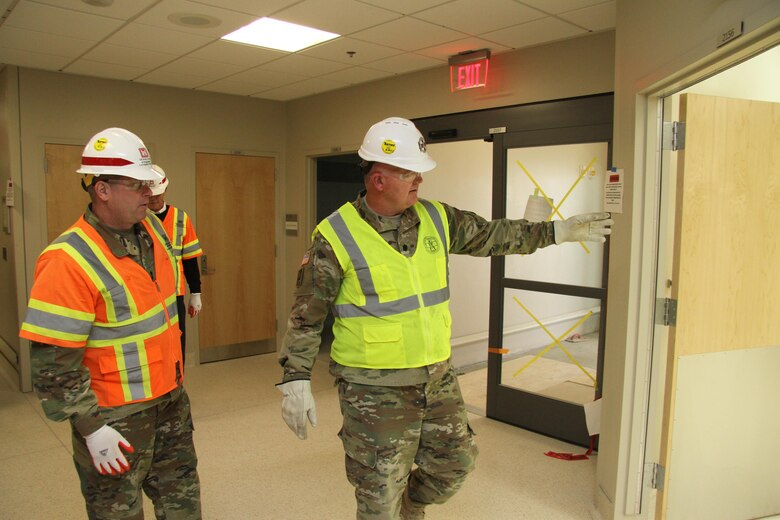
[221,17,339,53]
[168,13,221,29]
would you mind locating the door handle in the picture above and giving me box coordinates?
[200,255,216,275]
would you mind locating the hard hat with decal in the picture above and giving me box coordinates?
[358,117,436,173]
[77,127,160,181]
[149,165,169,196]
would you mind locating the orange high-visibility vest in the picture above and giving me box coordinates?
[160,206,203,296]
[20,214,182,407]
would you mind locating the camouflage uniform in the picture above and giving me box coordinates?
[279,193,554,519]
[29,206,201,520]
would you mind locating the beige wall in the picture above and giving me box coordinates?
[0,66,22,367]
[7,68,286,385]
[600,1,779,519]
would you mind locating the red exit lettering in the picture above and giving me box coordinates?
[450,58,489,91]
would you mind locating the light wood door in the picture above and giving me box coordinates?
[45,144,89,241]
[196,153,276,361]
[657,94,780,519]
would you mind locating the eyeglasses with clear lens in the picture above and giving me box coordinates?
[106,179,154,192]
[384,169,421,183]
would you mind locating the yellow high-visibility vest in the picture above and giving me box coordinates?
[316,200,452,369]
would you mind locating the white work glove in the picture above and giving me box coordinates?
[84,424,134,475]
[188,293,202,317]
[277,380,317,440]
[553,212,613,244]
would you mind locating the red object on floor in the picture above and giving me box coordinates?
[544,435,596,461]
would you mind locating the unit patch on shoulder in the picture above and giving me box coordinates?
[300,252,310,265]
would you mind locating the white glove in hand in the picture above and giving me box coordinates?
[554,212,613,244]
[277,380,317,440]
[188,293,202,317]
[85,424,134,475]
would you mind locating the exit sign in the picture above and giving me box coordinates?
[448,49,490,92]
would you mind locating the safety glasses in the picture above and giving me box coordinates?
[381,169,422,183]
[105,179,154,192]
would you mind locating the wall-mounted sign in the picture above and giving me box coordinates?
[449,49,490,92]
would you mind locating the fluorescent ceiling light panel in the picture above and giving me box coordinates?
[221,18,339,52]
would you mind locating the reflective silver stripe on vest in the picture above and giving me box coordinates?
[23,307,93,336]
[89,307,171,342]
[174,210,185,255]
[121,342,146,401]
[181,243,200,257]
[54,232,132,321]
[329,202,450,319]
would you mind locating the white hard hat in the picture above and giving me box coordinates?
[149,165,169,196]
[358,117,436,173]
[77,128,161,181]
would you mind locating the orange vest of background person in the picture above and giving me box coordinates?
[20,214,182,407]
[159,206,203,296]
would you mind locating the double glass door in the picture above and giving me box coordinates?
[415,94,613,446]
[487,127,611,447]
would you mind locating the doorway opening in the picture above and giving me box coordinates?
[314,153,363,352]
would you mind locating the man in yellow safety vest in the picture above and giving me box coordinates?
[277,117,612,519]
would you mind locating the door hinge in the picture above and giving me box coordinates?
[662,121,686,151]
[656,297,677,326]
[651,463,665,490]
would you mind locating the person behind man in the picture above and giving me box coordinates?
[277,117,613,520]
[148,165,203,363]
[20,128,201,519]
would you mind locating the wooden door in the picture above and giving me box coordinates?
[45,144,89,241]
[657,94,780,519]
[196,153,276,362]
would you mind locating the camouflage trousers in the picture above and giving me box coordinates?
[72,386,201,520]
[337,366,478,520]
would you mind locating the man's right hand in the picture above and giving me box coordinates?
[277,380,317,440]
[84,424,134,475]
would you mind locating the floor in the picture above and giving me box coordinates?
[0,350,599,520]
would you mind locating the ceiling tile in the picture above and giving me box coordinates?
[0,26,95,58]
[481,17,586,49]
[186,0,300,17]
[358,0,452,16]
[415,37,511,61]
[29,0,158,19]
[272,0,401,35]
[364,52,443,75]
[134,69,210,89]
[351,17,467,52]
[254,76,348,101]
[257,54,350,77]
[133,0,258,38]
[558,1,616,31]
[143,56,246,83]
[0,47,70,71]
[196,78,269,96]
[518,0,609,16]
[229,67,310,89]
[64,59,149,81]
[79,43,178,70]
[107,23,213,55]
[188,40,286,67]
[319,66,394,85]
[300,37,404,65]
[414,0,545,35]
[4,1,124,41]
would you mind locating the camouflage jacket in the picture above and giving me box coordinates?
[29,206,164,436]
[279,193,555,386]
